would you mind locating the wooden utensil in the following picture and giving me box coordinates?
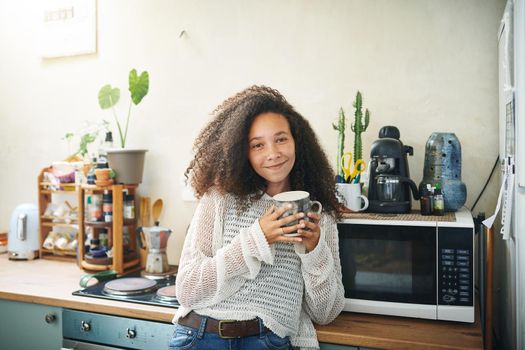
[152,198,163,226]
[139,229,147,268]
[140,197,151,227]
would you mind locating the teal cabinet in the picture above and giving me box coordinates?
[0,299,62,350]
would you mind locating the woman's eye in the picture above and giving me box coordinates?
[251,143,263,149]
[276,137,288,143]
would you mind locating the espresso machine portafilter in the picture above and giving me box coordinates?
[367,126,420,213]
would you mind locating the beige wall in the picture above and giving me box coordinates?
[0,0,504,266]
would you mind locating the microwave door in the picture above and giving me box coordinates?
[339,223,438,320]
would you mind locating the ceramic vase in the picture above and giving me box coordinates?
[419,132,467,212]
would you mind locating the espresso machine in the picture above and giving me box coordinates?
[367,126,420,213]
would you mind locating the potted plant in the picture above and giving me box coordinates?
[64,120,110,162]
[332,91,370,180]
[98,68,149,184]
[350,91,370,165]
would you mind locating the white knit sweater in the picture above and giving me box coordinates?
[173,188,345,350]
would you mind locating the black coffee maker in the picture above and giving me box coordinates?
[367,126,420,213]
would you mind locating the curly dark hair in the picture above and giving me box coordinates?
[185,85,340,217]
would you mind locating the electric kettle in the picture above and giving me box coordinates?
[8,203,40,260]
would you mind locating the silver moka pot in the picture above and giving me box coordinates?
[142,226,172,274]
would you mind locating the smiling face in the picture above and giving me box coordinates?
[247,112,296,196]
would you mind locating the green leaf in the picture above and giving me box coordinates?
[98,85,120,109]
[129,69,149,105]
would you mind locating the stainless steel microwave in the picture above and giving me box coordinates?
[337,208,474,323]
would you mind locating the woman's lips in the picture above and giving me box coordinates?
[266,161,286,170]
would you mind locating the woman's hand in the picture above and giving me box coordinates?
[297,212,321,252]
[259,205,304,245]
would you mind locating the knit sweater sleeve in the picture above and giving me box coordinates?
[175,189,275,309]
[295,214,345,325]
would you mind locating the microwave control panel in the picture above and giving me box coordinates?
[437,227,474,306]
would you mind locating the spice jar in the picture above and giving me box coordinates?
[88,194,103,222]
[99,229,109,249]
[103,190,113,222]
[90,238,100,250]
[124,193,135,220]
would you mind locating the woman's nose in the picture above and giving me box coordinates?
[266,144,282,160]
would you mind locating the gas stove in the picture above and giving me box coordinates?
[73,275,179,308]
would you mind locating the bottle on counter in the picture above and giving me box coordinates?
[98,132,113,169]
[99,229,109,249]
[420,186,433,216]
[433,183,445,216]
[86,157,98,185]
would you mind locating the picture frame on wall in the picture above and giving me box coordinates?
[41,0,96,58]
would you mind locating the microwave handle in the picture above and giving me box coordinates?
[17,213,27,241]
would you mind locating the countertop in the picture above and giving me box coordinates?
[0,255,483,349]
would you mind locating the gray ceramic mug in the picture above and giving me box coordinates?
[273,191,322,237]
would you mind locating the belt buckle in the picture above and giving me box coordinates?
[218,319,237,339]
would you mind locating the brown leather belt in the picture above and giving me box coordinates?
[178,311,267,338]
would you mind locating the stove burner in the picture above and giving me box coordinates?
[155,285,177,303]
[103,277,158,297]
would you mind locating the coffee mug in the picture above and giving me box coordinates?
[336,183,369,212]
[273,190,322,237]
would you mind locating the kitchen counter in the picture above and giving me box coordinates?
[0,255,483,349]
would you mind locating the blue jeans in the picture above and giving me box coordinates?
[169,315,292,350]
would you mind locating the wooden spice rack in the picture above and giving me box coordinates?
[77,184,140,274]
[38,167,79,262]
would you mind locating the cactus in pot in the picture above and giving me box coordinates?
[332,108,346,178]
[351,91,370,164]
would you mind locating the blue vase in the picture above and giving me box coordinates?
[419,133,467,212]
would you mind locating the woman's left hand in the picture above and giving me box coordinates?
[297,212,321,252]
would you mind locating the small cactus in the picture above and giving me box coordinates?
[350,91,370,164]
[332,108,346,177]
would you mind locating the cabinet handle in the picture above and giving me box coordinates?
[44,313,56,324]
[80,320,91,332]
[126,328,137,339]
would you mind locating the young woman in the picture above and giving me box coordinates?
[171,86,344,350]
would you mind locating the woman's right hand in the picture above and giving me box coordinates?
[259,205,304,245]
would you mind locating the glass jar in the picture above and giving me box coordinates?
[102,190,113,222]
[88,194,103,222]
[433,188,445,216]
[124,194,135,220]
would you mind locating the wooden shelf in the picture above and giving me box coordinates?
[38,167,78,263]
[84,219,135,227]
[40,189,76,194]
[77,184,140,275]
[41,248,76,257]
[81,184,137,192]
[41,215,78,222]
[80,258,140,272]
[41,222,78,228]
